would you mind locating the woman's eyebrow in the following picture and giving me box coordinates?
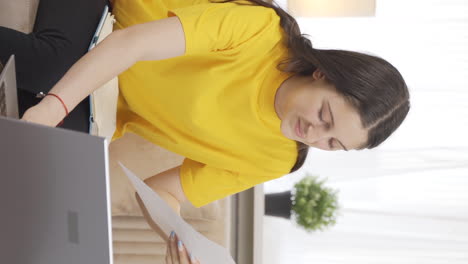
[328,101,348,151]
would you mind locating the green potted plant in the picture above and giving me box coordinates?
[264,175,339,231]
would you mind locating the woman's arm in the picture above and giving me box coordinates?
[22,16,185,126]
[144,165,187,215]
[137,165,187,241]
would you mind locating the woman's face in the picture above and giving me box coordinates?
[275,70,368,151]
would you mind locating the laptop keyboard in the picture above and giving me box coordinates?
[0,82,6,116]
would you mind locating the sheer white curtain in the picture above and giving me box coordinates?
[263,0,468,263]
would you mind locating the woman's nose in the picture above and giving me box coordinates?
[304,123,331,144]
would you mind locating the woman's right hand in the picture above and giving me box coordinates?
[166,232,200,264]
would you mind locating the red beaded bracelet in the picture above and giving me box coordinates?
[46,93,69,126]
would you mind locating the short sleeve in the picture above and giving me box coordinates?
[168,2,280,55]
[180,158,275,207]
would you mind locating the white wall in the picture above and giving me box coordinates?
[263,0,468,263]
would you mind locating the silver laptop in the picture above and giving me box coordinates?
[0,55,19,118]
[0,117,113,264]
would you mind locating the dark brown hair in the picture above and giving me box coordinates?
[212,0,410,173]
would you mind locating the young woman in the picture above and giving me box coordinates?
[2,0,410,262]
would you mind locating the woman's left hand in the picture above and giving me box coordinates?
[21,97,66,127]
[166,231,200,264]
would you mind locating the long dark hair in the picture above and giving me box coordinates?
[212,0,410,173]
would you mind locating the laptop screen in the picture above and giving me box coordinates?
[0,55,19,118]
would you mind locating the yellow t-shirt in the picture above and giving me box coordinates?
[112,0,298,207]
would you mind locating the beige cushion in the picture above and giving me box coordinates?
[0,0,40,33]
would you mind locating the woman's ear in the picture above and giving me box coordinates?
[312,69,326,80]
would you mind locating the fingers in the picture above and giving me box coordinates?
[191,255,200,264]
[182,239,200,264]
[176,235,190,264]
[165,231,178,264]
[170,231,179,264]
[165,241,171,264]
[165,231,200,264]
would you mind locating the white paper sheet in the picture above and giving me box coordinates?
[119,163,236,264]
